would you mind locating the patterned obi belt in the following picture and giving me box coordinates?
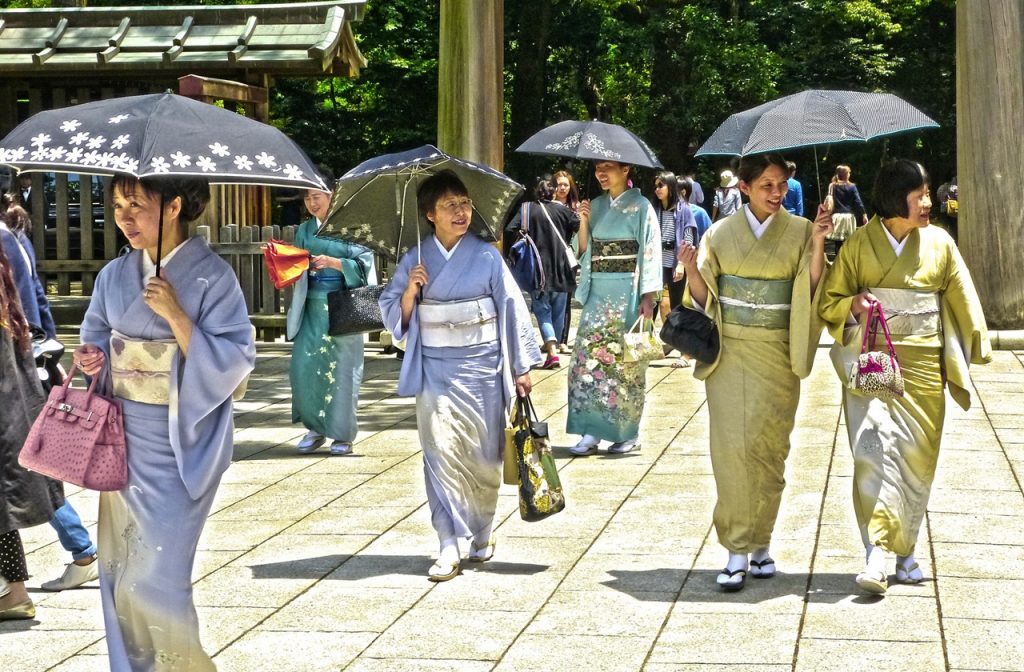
[110,331,251,405]
[418,296,498,348]
[718,275,793,329]
[869,287,940,338]
[591,238,638,273]
[110,331,176,405]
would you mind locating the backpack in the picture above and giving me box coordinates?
[507,203,545,291]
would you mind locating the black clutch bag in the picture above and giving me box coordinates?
[659,304,720,364]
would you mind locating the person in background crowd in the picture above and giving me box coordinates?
[678,153,831,591]
[783,161,804,216]
[820,159,990,595]
[0,229,64,622]
[567,160,661,456]
[653,171,696,367]
[936,175,958,241]
[553,169,581,354]
[684,169,705,208]
[680,177,712,242]
[505,176,578,369]
[825,164,868,259]
[379,170,541,581]
[712,169,742,221]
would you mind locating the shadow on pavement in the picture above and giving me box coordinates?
[604,569,871,603]
[249,554,550,582]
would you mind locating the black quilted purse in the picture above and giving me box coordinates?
[326,260,385,336]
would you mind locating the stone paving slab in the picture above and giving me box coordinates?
[3,345,1024,671]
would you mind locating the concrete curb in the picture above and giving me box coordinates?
[991,330,1024,350]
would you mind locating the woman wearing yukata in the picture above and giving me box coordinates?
[287,167,376,456]
[677,153,832,591]
[819,159,990,595]
[379,170,541,582]
[73,175,255,670]
[567,160,662,456]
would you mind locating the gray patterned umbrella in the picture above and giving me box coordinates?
[317,145,524,260]
[695,90,939,156]
[515,120,662,168]
[0,92,325,190]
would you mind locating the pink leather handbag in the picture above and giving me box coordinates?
[19,363,128,491]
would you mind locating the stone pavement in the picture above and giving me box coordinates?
[3,342,1023,672]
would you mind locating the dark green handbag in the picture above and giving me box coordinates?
[512,395,565,521]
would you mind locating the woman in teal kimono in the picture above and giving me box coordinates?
[288,178,376,456]
[568,161,662,455]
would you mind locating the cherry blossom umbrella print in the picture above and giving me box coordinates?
[0,91,324,190]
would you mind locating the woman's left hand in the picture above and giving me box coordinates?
[812,204,833,244]
[639,293,656,320]
[515,373,532,397]
[144,272,184,321]
[311,254,339,271]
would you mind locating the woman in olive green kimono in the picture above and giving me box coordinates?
[678,153,832,591]
[819,159,990,595]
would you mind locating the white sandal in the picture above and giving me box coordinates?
[427,559,460,582]
[895,560,924,584]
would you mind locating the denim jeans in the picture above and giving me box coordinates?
[530,290,568,345]
[49,501,97,561]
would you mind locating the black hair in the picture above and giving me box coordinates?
[416,169,468,230]
[654,170,679,209]
[316,163,336,185]
[535,174,555,202]
[737,153,789,185]
[872,159,929,219]
[111,175,210,223]
[679,177,694,202]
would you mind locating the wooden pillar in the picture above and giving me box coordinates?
[957,1,1024,329]
[437,0,504,170]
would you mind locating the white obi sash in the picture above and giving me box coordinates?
[869,287,941,338]
[418,296,498,348]
[110,330,250,405]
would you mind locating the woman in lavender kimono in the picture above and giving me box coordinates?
[74,176,255,671]
[379,170,541,582]
[567,160,662,456]
[288,171,376,456]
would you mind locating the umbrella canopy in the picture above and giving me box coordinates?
[0,92,325,190]
[515,120,662,168]
[317,145,524,259]
[695,90,939,156]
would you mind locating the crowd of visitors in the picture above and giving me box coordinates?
[0,148,991,669]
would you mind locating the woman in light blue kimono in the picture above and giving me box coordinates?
[74,176,255,671]
[568,161,662,455]
[379,170,541,582]
[288,176,375,456]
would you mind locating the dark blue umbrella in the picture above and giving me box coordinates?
[318,145,524,260]
[695,90,939,157]
[515,120,662,168]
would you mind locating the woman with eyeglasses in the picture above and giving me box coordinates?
[379,170,541,582]
[653,171,698,366]
[567,160,662,456]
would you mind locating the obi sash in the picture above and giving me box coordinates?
[591,238,638,273]
[869,287,941,338]
[418,296,498,348]
[110,331,176,405]
[718,275,793,329]
[110,330,252,405]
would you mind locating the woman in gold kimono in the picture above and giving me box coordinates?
[678,153,832,591]
[819,159,990,595]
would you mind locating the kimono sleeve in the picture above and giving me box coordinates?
[169,266,256,500]
[787,220,827,379]
[378,249,417,343]
[637,203,663,296]
[682,227,725,381]
[941,241,992,410]
[819,239,862,343]
[492,253,542,378]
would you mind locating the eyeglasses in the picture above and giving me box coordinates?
[437,198,473,213]
[654,183,666,189]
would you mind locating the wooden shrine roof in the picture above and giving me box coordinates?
[0,1,367,78]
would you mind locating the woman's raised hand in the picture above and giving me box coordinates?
[812,204,833,243]
[144,270,185,323]
[404,264,429,297]
[577,199,591,221]
[73,343,105,376]
[850,290,879,317]
[676,241,698,270]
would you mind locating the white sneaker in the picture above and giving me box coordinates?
[296,431,325,454]
[569,434,600,455]
[608,439,639,454]
[41,558,99,591]
[329,440,352,456]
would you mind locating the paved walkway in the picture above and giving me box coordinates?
[4,342,1023,671]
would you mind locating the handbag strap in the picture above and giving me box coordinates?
[861,301,900,364]
[520,203,530,234]
[60,362,99,401]
[538,203,573,256]
[628,315,651,334]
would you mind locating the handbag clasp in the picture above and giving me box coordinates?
[58,402,74,413]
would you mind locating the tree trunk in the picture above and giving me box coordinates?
[648,1,685,172]
[957,1,1024,329]
[507,0,553,179]
[438,0,504,171]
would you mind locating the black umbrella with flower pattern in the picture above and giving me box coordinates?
[0,91,324,190]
